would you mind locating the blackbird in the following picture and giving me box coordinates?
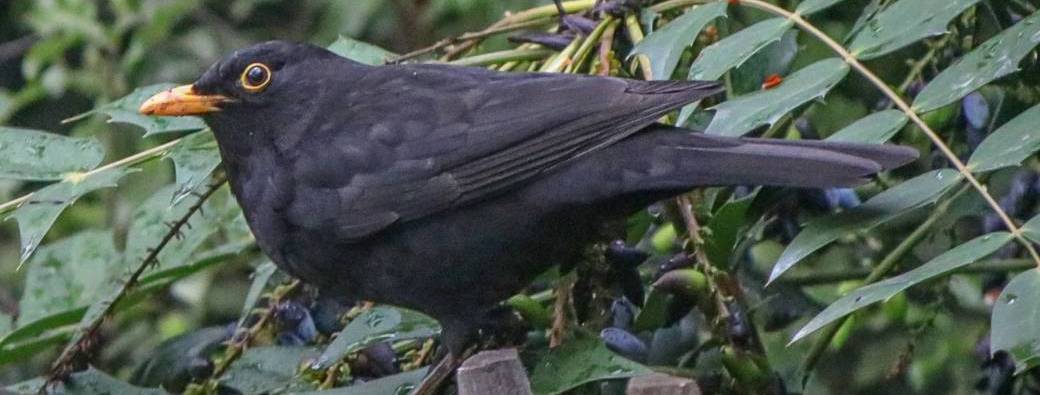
[139,41,917,354]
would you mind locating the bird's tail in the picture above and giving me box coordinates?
[536,125,918,206]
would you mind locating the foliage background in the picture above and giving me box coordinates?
[0,0,1039,394]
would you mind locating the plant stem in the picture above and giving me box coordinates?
[449,48,554,67]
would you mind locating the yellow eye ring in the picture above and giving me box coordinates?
[240,63,272,93]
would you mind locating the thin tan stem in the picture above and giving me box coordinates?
[0,138,183,216]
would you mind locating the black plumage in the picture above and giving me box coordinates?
[140,41,917,355]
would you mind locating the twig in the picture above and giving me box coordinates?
[387,0,598,63]
[390,19,553,63]
[735,0,1040,270]
[42,176,226,392]
[550,275,574,348]
[209,280,302,379]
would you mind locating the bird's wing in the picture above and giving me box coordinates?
[287,64,721,240]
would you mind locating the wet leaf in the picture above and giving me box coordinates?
[8,168,133,264]
[165,131,220,204]
[914,12,1040,112]
[17,231,120,326]
[706,58,849,136]
[87,84,206,136]
[312,306,439,371]
[768,169,962,283]
[825,110,908,143]
[240,260,278,324]
[729,29,799,95]
[0,127,104,181]
[967,104,1040,173]
[292,368,429,395]
[688,17,793,81]
[328,35,396,65]
[1024,215,1040,244]
[795,0,850,15]
[992,269,1040,373]
[630,1,727,80]
[792,232,1012,343]
[222,346,318,394]
[71,368,168,395]
[848,0,983,60]
[0,242,245,354]
[529,334,652,395]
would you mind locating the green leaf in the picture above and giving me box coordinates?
[1023,215,1040,244]
[825,110,908,143]
[327,35,396,65]
[633,287,672,332]
[688,17,793,81]
[6,367,164,395]
[704,192,756,268]
[123,184,222,272]
[529,334,652,395]
[706,58,849,136]
[61,367,167,395]
[0,309,83,349]
[0,127,104,181]
[913,12,1040,113]
[165,131,221,204]
[17,230,121,325]
[630,1,728,80]
[992,269,1040,373]
[795,0,850,15]
[222,346,318,394]
[848,0,983,60]
[131,326,229,390]
[0,329,72,366]
[239,260,278,324]
[8,168,132,263]
[0,313,10,337]
[87,84,207,136]
[768,169,962,283]
[792,232,1012,343]
[291,368,429,395]
[0,242,245,355]
[312,306,440,370]
[5,377,46,394]
[967,104,1040,173]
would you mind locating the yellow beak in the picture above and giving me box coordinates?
[138,84,230,116]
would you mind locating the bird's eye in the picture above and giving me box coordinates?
[240,63,272,92]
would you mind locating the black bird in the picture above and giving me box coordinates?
[139,41,916,355]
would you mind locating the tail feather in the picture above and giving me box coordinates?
[534,125,918,206]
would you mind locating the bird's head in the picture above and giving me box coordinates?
[138,41,353,148]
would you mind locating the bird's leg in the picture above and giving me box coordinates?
[410,307,530,394]
[410,350,467,395]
